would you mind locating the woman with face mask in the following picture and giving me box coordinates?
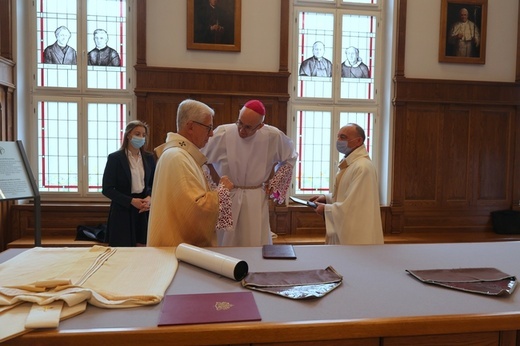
[102,120,156,246]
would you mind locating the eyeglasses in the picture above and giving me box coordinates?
[235,120,262,133]
[192,120,213,134]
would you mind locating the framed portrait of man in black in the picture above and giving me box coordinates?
[438,0,487,64]
[187,0,241,52]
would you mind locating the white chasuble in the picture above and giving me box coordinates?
[324,145,384,245]
[0,246,177,342]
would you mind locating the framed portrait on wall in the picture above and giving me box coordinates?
[187,0,241,52]
[438,0,487,64]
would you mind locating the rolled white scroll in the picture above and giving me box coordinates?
[175,243,249,281]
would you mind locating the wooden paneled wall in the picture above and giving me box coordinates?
[8,204,109,243]
[135,67,291,151]
[391,0,520,235]
[0,0,12,61]
[392,94,518,234]
[0,0,15,251]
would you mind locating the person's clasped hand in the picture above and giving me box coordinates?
[219,175,234,190]
[132,197,150,213]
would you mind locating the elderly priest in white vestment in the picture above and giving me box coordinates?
[309,123,384,245]
[202,100,298,247]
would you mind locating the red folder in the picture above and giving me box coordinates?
[158,291,261,326]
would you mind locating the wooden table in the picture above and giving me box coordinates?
[3,242,520,345]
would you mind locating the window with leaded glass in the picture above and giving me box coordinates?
[292,0,382,196]
[33,0,132,198]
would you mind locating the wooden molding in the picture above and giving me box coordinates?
[135,65,290,96]
[394,77,520,106]
[0,0,12,60]
[395,0,407,77]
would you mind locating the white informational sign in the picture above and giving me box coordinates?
[0,141,36,200]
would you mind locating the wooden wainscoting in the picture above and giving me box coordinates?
[6,203,110,249]
[134,66,291,152]
[392,77,520,235]
[272,204,520,245]
[0,56,16,251]
[5,202,520,251]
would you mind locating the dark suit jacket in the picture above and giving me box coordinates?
[102,149,156,246]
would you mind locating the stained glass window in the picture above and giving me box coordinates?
[33,0,131,197]
[292,0,382,195]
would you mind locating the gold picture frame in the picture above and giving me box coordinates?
[439,0,487,64]
[187,0,241,52]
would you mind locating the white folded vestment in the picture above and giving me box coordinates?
[0,246,177,342]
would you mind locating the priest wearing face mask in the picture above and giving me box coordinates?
[102,120,156,247]
[309,123,384,245]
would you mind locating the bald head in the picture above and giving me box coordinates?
[343,123,366,142]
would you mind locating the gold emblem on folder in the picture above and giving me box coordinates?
[214,301,233,311]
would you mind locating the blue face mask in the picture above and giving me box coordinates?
[336,140,353,156]
[130,136,145,149]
